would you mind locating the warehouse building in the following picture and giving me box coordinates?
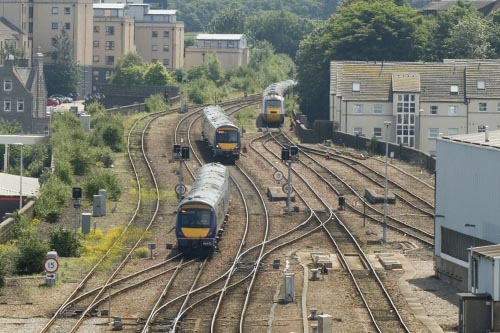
[435,129,500,290]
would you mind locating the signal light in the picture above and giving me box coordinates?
[281,147,290,161]
[181,146,190,160]
[290,145,298,156]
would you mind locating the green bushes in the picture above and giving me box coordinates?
[15,239,48,275]
[82,169,121,201]
[49,228,80,257]
[34,176,70,223]
[145,94,168,113]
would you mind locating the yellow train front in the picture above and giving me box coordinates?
[176,163,230,253]
[261,80,296,128]
[201,105,240,162]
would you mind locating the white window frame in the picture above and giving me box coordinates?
[430,105,438,115]
[93,55,99,63]
[163,58,170,66]
[52,22,58,30]
[4,99,11,112]
[152,31,158,38]
[373,104,383,114]
[373,127,382,137]
[163,45,169,52]
[152,44,158,52]
[448,105,458,115]
[353,127,363,135]
[52,7,59,14]
[428,128,439,138]
[448,128,459,136]
[477,80,485,90]
[450,85,459,94]
[64,7,71,15]
[4,79,12,91]
[163,31,169,38]
[353,104,364,114]
[478,102,487,112]
[64,22,70,30]
[497,102,500,112]
[17,99,24,112]
[352,82,360,92]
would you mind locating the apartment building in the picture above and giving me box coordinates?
[330,60,500,155]
[185,34,250,70]
[127,4,184,69]
[0,17,31,64]
[92,3,135,88]
[0,1,31,63]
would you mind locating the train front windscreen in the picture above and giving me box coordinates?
[179,208,211,228]
[216,129,239,143]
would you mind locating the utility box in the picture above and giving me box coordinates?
[318,314,333,333]
[469,245,500,301]
[93,194,102,217]
[79,114,90,131]
[458,293,491,333]
[284,272,295,303]
[99,189,107,216]
[81,213,91,235]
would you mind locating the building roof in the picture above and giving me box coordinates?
[196,34,244,41]
[148,9,177,15]
[472,244,500,259]
[0,17,23,38]
[441,130,500,149]
[0,173,40,197]
[93,3,127,10]
[392,72,421,92]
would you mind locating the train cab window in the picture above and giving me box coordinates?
[216,130,239,142]
[265,100,281,107]
[179,209,211,227]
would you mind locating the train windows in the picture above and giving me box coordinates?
[265,100,281,107]
[179,209,211,227]
[216,130,238,142]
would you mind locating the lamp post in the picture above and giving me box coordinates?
[383,121,391,243]
[13,143,24,210]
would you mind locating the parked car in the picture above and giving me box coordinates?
[50,94,73,103]
[47,97,60,106]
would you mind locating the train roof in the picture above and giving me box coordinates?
[179,163,229,208]
[263,80,297,97]
[203,105,238,129]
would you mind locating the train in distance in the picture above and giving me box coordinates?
[261,79,296,128]
[201,105,241,163]
[175,163,230,253]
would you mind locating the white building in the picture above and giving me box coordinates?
[330,60,500,155]
[435,130,500,290]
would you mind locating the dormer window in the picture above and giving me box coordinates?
[450,85,459,94]
[352,82,360,92]
[477,80,485,90]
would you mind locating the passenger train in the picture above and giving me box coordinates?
[261,80,296,128]
[176,163,230,252]
[201,105,241,162]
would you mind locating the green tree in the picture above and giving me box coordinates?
[110,52,146,85]
[444,14,493,58]
[246,10,316,58]
[143,62,173,86]
[82,169,121,201]
[44,28,80,96]
[206,55,224,86]
[207,7,246,33]
[0,43,27,65]
[49,228,80,257]
[34,176,70,222]
[15,239,48,275]
[145,94,168,113]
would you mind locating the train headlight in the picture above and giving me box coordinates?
[216,144,220,149]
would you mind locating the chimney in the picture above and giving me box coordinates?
[485,125,489,142]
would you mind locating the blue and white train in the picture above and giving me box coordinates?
[201,105,240,162]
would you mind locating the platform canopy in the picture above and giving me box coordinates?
[0,135,49,145]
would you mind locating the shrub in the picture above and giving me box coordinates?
[82,169,121,201]
[93,147,114,168]
[54,159,74,185]
[49,228,80,257]
[145,94,168,113]
[34,177,70,223]
[133,247,149,259]
[15,239,48,275]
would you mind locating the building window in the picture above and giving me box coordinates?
[477,80,485,90]
[478,102,487,112]
[152,31,158,38]
[93,55,100,63]
[93,26,100,33]
[448,128,458,136]
[152,44,158,51]
[105,41,115,50]
[396,94,416,147]
[372,104,383,114]
[93,41,99,48]
[106,56,115,66]
[52,7,59,14]
[163,31,169,38]
[64,7,71,15]
[203,41,211,48]
[430,105,438,115]
[352,82,360,92]
[106,26,114,35]
[353,127,363,135]
[4,80,12,91]
[163,45,169,52]
[429,128,439,138]
[497,103,500,112]
[353,104,364,114]
[17,100,24,112]
[163,58,169,66]
[29,22,33,33]
[64,22,70,30]
[448,105,458,115]
[450,85,459,94]
[152,59,157,63]
[373,127,382,137]
[52,22,58,30]
[4,99,11,112]
[478,125,487,132]
[228,41,236,48]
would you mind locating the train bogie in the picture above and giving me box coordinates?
[175,163,230,253]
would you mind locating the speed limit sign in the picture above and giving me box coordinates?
[273,171,284,181]
[43,258,59,273]
[175,184,186,195]
[282,183,293,194]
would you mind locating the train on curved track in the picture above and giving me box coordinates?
[201,105,241,163]
[175,163,230,253]
[261,79,296,128]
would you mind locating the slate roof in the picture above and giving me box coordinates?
[392,73,420,92]
[0,173,40,197]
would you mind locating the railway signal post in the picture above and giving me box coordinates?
[281,145,298,214]
[383,121,391,243]
[173,144,190,201]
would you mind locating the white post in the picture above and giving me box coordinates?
[383,121,391,243]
